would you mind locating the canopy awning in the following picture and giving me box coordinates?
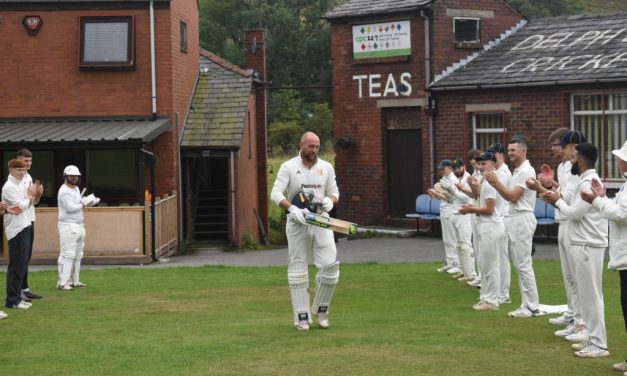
[0,117,170,144]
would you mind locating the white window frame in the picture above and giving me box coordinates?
[570,92,627,186]
[472,112,506,149]
[454,17,480,44]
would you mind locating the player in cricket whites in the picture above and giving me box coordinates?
[270,131,340,331]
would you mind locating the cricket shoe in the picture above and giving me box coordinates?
[0,310,7,319]
[451,272,464,279]
[574,342,609,358]
[57,283,73,291]
[498,297,512,305]
[458,275,475,282]
[296,320,310,331]
[531,308,548,317]
[7,301,30,310]
[446,267,462,274]
[571,341,589,351]
[508,307,533,318]
[22,290,42,299]
[555,323,578,337]
[316,312,330,329]
[549,314,573,326]
[71,281,87,288]
[467,278,481,288]
[565,325,588,342]
[473,301,499,311]
[436,265,452,273]
[614,361,627,372]
[20,292,32,302]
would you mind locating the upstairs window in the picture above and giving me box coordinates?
[454,17,480,45]
[80,16,134,69]
[180,21,188,53]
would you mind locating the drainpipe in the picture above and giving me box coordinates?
[421,8,435,187]
[149,1,157,119]
[230,150,236,245]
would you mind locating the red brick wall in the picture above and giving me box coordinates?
[330,0,522,224]
[431,0,523,76]
[234,96,259,247]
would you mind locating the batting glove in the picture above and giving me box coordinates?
[287,205,309,226]
[321,197,334,212]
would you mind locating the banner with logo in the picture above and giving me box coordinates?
[352,20,411,59]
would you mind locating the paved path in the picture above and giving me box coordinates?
[29,236,561,270]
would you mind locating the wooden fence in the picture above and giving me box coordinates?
[145,192,179,259]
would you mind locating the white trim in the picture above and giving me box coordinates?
[465,103,511,112]
[377,98,425,108]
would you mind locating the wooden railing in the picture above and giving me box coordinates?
[145,191,179,259]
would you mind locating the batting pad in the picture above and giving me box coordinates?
[312,261,340,315]
[288,260,311,325]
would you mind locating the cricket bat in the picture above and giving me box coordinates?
[304,212,358,235]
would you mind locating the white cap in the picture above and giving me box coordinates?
[63,165,81,176]
[612,141,627,163]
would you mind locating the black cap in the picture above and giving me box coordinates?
[488,143,506,154]
[436,159,453,169]
[575,143,598,165]
[452,158,464,168]
[560,130,587,147]
[475,151,497,162]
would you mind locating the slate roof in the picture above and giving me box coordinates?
[326,0,433,20]
[0,117,170,143]
[0,0,169,2]
[431,13,627,90]
[181,50,253,149]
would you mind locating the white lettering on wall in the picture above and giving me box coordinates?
[501,27,627,74]
[352,72,413,98]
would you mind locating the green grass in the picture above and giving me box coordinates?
[0,261,624,375]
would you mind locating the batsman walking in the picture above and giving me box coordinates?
[271,132,340,331]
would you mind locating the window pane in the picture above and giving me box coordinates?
[607,114,627,178]
[86,150,137,201]
[611,94,627,111]
[574,114,603,173]
[455,19,479,42]
[475,113,502,129]
[475,132,503,152]
[83,22,129,63]
[573,94,606,112]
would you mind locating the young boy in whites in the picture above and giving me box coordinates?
[487,143,513,305]
[57,165,98,290]
[3,159,38,310]
[543,143,609,358]
[581,140,627,369]
[461,149,483,287]
[527,130,585,339]
[459,151,506,310]
[428,160,461,274]
[484,137,543,318]
[17,149,44,302]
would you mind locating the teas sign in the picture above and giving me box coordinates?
[353,20,411,59]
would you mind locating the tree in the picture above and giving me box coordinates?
[507,0,581,18]
[268,120,302,156]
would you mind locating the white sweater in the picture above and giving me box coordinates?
[58,184,84,224]
[2,175,33,240]
[593,181,627,270]
[556,169,608,248]
[271,155,339,207]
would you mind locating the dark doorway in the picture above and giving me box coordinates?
[385,108,422,218]
[183,156,229,242]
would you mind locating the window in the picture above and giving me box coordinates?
[571,93,627,179]
[86,150,137,199]
[80,16,134,68]
[180,21,188,53]
[472,113,506,151]
[454,18,480,43]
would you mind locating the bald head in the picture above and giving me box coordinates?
[300,132,321,164]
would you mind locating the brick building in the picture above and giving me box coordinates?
[326,0,524,225]
[430,12,627,190]
[0,0,268,249]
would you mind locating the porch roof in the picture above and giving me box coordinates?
[326,0,432,20]
[0,117,170,144]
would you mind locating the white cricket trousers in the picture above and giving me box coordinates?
[477,221,505,306]
[558,223,581,323]
[57,222,85,286]
[505,212,540,311]
[440,213,459,268]
[471,215,480,278]
[451,214,476,277]
[572,244,607,349]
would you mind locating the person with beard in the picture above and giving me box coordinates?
[271,132,340,331]
[527,130,586,340]
[484,137,543,318]
[542,143,609,358]
[581,140,627,370]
